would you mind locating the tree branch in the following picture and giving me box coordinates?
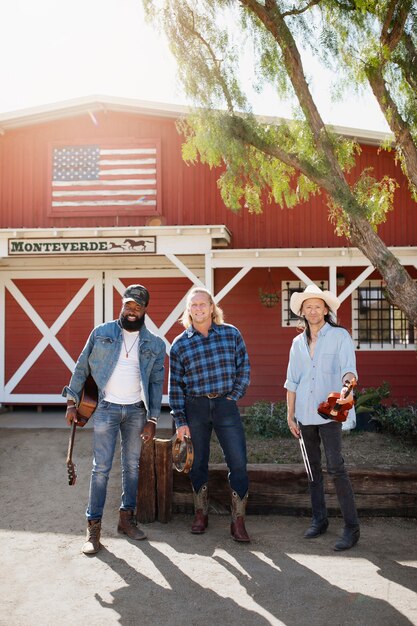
[178,7,235,113]
[380,0,412,51]
[367,66,417,192]
[281,0,322,18]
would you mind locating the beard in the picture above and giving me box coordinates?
[119,313,146,332]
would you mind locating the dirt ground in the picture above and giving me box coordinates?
[1,427,417,626]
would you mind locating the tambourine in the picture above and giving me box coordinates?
[172,435,194,473]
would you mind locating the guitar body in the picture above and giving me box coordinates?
[76,374,98,426]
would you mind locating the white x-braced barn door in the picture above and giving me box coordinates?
[0,271,103,404]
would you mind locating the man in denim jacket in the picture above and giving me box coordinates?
[63,284,165,555]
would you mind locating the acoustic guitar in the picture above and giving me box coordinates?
[66,374,98,486]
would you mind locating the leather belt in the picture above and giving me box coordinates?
[205,393,221,399]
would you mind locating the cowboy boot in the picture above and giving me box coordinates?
[191,483,209,534]
[82,519,102,555]
[230,491,250,543]
[117,510,147,540]
[334,526,360,551]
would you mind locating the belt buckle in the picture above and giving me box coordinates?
[206,393,219,399]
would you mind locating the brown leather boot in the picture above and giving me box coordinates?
[191,484,209,534]
[230,491,250,543]
[82,519,102,555]
[117,510,147,540]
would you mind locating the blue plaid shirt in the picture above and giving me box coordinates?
[169,322,250,428]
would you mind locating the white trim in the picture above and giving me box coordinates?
[209,246,417,267]
[0,95,393,145]
[0,224,232,251]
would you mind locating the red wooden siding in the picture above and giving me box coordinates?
[1,110,416,249]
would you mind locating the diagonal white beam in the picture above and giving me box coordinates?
[287,266,315,285]
[215,267,252,303]
[338,266,375,301]
[165,254,205,288]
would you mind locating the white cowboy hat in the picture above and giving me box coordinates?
[290,284,340,316]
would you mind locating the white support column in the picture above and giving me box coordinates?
[205,252,213,293]
[329,266,337,293]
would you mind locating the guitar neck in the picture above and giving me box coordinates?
[66,420,76,464]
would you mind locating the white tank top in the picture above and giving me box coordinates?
[104,330,143,404]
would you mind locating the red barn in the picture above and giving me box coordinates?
[0,96,416,408]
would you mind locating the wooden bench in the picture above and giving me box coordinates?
[137,439,417,520]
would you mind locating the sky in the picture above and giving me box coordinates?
[0,0,390,133]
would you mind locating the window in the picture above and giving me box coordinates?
[282,280,328,327]
[353,281,415,349]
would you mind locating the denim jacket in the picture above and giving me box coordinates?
[62,320,166,418]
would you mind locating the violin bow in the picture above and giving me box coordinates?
[296,419,313,482]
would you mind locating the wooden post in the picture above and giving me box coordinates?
[137,438,156,523]
[155,438,173,523]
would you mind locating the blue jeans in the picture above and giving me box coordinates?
[301,421,359,528]
[185,396,248,499]
[86,400,146,521]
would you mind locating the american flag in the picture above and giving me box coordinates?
[51,144,158,211]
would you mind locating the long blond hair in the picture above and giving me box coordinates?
[180,287,224,328]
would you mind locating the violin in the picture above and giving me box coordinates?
[317,378,357,423]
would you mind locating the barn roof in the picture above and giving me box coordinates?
[0,95,393,146]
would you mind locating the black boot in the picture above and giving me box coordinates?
[334,526,360,551]
[303,519,329,539]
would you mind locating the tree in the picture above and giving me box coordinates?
[143,0,417,325]
[313,1,417,198]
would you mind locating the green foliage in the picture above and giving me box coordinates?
[373,404,417,442]
[353,170,398,226]
[243,400,291,438]
[355,381,391,415]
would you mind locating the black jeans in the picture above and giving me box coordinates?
[301,421,359,528]
[185,395,249,499]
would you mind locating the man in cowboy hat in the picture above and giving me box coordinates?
[284,284,360,551]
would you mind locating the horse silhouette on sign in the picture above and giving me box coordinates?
[124,238,154,251]
[108,242,125,251]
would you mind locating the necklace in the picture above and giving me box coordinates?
[123,332,139,358]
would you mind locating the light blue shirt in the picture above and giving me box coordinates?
[284,323,357,426]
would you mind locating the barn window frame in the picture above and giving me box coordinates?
[352,280,416,350]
